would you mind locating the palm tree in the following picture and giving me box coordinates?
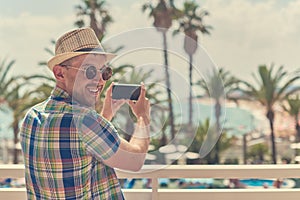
[75,0,113,41]
[0,58,17,104]
[142,0,180,139]
[240,64,300,164]
[0,59,13,165]
[38,39,55,68]
[1,58,50,163]
[247,143,269,163]
[23,74,56,100]
[282,95,300,142]
[0,58,19,163]
[23,47,56,103]
[173,0,212,126]
[187,118,232,164]
[196,68,240,163]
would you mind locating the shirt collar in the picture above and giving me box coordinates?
[50,86,72,103]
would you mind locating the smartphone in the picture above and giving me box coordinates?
[112,83,141,100]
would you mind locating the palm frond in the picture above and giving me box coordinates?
[0,59,15,85]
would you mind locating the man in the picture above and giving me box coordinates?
[20,27,150,199]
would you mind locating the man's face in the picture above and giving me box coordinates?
[63,54,108,107]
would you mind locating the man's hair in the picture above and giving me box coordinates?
[59,57,75,66]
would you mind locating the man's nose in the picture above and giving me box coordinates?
[95,73,104,84]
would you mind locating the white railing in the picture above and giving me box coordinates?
[1,164,300,200]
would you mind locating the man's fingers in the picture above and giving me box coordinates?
[106,82,114,97]
[139,82,146,99]
[113,99,127,107]
[128,100,135,107]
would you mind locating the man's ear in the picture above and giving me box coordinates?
[53,65,65,81]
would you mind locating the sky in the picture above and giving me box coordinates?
[1,0,300,84]
[1,0,299,148]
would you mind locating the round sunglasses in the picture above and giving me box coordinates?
[60,64,112,80]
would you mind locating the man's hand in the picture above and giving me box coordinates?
[101,82,126,121]
[128,83,150,125]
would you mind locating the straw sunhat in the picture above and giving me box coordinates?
[47,27,116,70]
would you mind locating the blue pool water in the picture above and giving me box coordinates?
[239,179,286,187]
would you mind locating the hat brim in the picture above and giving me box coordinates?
[47,52,117,71]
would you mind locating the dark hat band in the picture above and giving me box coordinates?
[74,47,104,52]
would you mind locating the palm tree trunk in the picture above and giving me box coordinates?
[259,149,264,161]
[296,124,300,143]
[243,134,247,164]
[89,0,102,40]
[160,132,167,146]
[13,120,19,164]
[188,54,193,126]
[124,119,134,141]
[162,31,176,139]
[296,121,300,156]
[214,99,221,164]
[267,110,277,164]
[296,115,300,142]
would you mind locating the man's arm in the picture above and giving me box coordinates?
[103,116,150,171]
[102,83,151,171]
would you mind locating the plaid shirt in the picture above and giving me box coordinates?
[20,87,124,200]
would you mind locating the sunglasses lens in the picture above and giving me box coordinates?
[85,65,112,80]
[102,67,112,80]
[86,66,97,79]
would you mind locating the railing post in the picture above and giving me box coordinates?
[152,177,158,200]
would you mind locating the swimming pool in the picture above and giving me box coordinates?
[239,178,294,188]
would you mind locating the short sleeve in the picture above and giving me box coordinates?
[78,112,120,160]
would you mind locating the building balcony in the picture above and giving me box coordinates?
[1,164,300,200]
